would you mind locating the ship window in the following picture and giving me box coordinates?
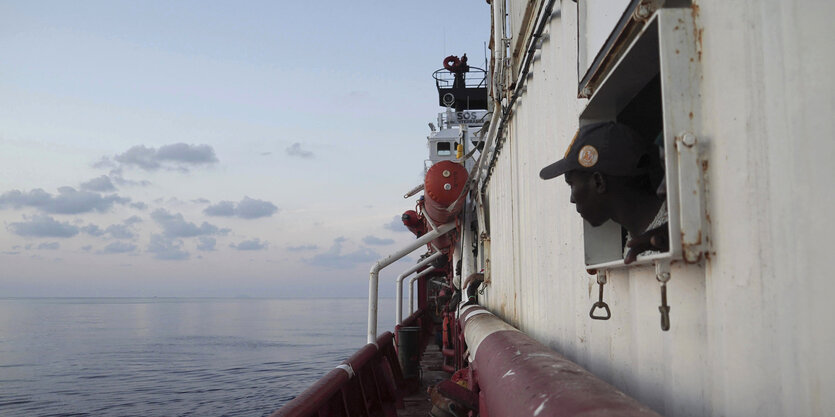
[437,142,452,156]
[577,8,706,270]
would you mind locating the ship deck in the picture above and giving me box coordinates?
[399,345,446,416]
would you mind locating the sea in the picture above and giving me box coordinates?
[0,297,397,417]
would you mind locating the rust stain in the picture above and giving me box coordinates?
[676,49,680,54]
[681,230,704,263]
[691,4,703,62]
[701,159,709,172]
[689,112,694,120]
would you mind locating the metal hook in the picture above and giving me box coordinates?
[589,271,611,320]
[655,261,671,331]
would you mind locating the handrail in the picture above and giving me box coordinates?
[408,266,437,315]
[396,252,443,325]
[368,221,456,344]
[270,332,403,417]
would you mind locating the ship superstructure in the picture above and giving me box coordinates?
[272,1,834,416]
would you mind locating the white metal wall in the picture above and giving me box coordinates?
[480,1,835,416]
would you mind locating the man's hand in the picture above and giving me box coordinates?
[625,222,669,264]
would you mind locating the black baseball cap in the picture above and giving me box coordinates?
[539,121,654,180]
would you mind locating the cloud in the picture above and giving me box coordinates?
[147,234,189,260]
[81,224,105,236]
[80,175,116,192]
[150,208,227,238]
[108,168,152,187]
[99,241,137,254]
[383,215,408,233]
[123,215,143,225]
[204,201,235,216]
[81,245,93,252]
[362,235,395,246]
[37,242,60,250]
[105,224,135,239]
[286,142,314,159]
[81,222,137,239]
[196,237,216,251]
[0,187,129,214]
[92,156,118,169]
[192,198,210,204]
[287,244,318,252]
[306,237,379,269]
[230,238,268,251]
[8,215,80,237]
[130,202,148,210]
[203,197,278,219]
[113,143,218,171]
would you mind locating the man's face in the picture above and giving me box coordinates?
[564,170,609,226]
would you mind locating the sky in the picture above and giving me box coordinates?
[0,1,490,297]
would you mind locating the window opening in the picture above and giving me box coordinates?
[573,9,705,270]
[437,142,452,156]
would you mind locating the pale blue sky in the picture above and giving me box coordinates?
[0,1,490,297]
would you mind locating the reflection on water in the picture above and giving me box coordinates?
[0,297,395,416]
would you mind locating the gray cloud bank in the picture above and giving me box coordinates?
[99,241,138,254]
[383,215,408,233]
[150,209,228,238]
[8,215,80,238]
[203,197,278,219]
[147,235,189,260]
[0,187,130,214]
[287,244,318,252]
[80,175,116,192]
[81,223,136,240]
[230,238,268,251]
[106,143,218,171]
[197,237,216,251]
[286,142,314,159]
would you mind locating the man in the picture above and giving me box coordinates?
[539,121,668,264]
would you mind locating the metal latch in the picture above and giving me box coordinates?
[589,271,611,320]
[655,261,671,331]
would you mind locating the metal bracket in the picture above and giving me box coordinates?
[675,132,706,263]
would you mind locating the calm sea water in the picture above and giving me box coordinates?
[0,297,396,417]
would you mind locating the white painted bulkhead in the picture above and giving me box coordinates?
[476,1,834,416]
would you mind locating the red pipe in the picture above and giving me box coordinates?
[460,306,662,417]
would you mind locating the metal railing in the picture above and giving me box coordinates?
[432,67,488,89]
[269,332,405,417]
